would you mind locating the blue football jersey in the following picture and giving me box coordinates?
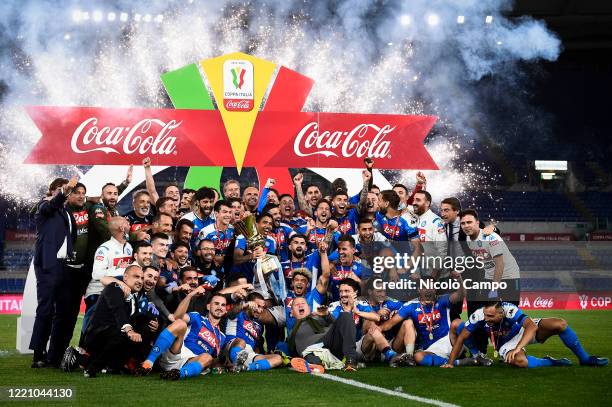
[465,302,526,349]
[334,208,360,236]
[198,224,235,257]
[281,251,320,288]
[184,312,228,358]
[375,212,418,241]
[225,310,263,350]
[295,225,341,254]
[397,294,452,348]
[268,223,293,262]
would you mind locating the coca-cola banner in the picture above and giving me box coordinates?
[518,291,612,310]
[24,106,437,169]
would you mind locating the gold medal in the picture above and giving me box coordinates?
[494,350,498,358]
[429,333,433,340]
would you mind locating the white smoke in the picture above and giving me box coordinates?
[0,0,561,203]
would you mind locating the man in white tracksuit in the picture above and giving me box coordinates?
[412,191,448,279]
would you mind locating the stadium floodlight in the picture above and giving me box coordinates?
[426,14,440,26]
[154,14,164,23]
[400,14,411,26]
[134,13,142,22]
[120,12,128,22]
[535,160,568,171]
[72,10,82,22]
[143,14,152,22]
[497,40,503,45]
[457,15,465,24]
[541,172,555,180]
[108,12,116,21]
[485,15,493,24]
[64,33,71,40]
[93,10,103,22]
[82,11,90,21]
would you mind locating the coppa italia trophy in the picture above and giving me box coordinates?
[234,214,287,303]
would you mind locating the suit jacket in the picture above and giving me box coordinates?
[85,283,136,338]
[33,192,77,269]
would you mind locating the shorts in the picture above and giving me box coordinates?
[498,318,541,360]
[268,305,286,327]
[159,346,197,371]
[420,335,453,359]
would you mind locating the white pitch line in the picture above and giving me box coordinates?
[315,372,460,407]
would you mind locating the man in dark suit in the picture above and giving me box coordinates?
[82,264,144,377]
[30,177,78,368]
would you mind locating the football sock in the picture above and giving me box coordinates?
[559,326,590,363]
[419,354,448,366]
[145,329,176,364]
[405,344,415,356]
[527,356,553,368]
[229,346,242,364]
[180,361,203,378]
[248,359,272,371]
[382,347,396,362]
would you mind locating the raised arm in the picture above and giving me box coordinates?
[316,242,331,295]
[143,157,160,204]
[357,169,371,213]
[293,172,309,213]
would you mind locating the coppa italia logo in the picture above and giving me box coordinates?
[24,52,438,188]
[223,60,254,112]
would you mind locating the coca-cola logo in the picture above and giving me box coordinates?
[533,297,554,308]
[71,117,180,155]
[294,122,393,158]
[225,100,252,110]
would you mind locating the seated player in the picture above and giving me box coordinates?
[443,301,608,368]
[225,291,283,372]
[328,279,410,368]
[380,275,488,367]
[361,279,414,367]
[138,289,232,380]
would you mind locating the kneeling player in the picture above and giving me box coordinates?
[225,291,283,372]
[442,301,608,368]
[138,288,232,380]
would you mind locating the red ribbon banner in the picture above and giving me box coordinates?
[24,106,438,169]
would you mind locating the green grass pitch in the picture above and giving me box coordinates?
[0,310,610,406]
